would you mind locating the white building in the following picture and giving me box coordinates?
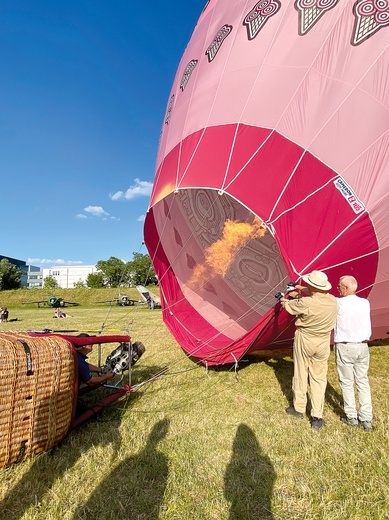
[27,265,43,288]
[43,265,97,288]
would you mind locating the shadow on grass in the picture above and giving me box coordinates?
[324,379,344,418]
[266,356,343,417]
[225,423,275,519]
[246,350,344,418]
[244,350,294,404]
[0,365,166,519]
[0,414,123,519]
[263,357,294,403]
[71,418,170,520]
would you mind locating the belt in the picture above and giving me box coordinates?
[337,341,368,344]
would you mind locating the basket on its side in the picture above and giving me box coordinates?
[0,332,76,468]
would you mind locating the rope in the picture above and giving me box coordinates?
[231,353,239,382]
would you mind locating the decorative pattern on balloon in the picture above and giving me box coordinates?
[295,0,339,35]
[243,0,281,40]
[352,0,389,45]
[205,25,233,62]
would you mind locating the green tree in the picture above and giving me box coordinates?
[86,272,105,288]
[44,275,58,290]
[73,280,86,288]
[95,257,130,287]
[127,253,157,286]
[0,259,22,290]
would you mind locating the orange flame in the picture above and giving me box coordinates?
[189,217,266,289]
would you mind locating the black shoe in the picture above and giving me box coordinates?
[311,417,325,430]
[359,420,373,431]
[285,406,303,419]
[341,417,359,427]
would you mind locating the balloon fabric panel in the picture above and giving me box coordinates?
[145,0,388,364]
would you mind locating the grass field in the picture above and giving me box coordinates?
[0,290,388,519]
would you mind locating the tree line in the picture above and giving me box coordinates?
[86,254,157,288]
[0,254,157,291]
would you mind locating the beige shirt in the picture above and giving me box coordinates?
[281,292,337,337]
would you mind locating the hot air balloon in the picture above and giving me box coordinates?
[144,0,389,365]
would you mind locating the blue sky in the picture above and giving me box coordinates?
[0,1,204,267]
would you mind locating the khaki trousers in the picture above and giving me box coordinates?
[292,330,330,418]
[334,342,372,422]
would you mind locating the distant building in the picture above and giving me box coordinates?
[42,265,97,288]
[27,265,43,289]
[0,255,28,287]
[0,256,97,289]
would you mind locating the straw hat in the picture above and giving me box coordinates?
[301,270,332,291]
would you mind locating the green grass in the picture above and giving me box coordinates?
[0,287,146,309]
[0,295,388,519]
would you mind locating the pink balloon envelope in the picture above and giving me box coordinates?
[144,0,389,365]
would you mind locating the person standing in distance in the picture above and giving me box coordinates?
[334,275,373,431]
[280,270,337,430]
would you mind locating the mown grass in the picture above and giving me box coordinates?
[0,293,388,520]
[0,287,145,309]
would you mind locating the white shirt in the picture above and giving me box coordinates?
[334,294,371,343]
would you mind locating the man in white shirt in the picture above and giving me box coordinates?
[334,275,373,431]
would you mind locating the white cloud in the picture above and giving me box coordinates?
[27,258,84,266]
[84,206,110,217]
[110,190,124,201]
[110,178,153,201]
[137,214,146,222]
[76,205,119,220]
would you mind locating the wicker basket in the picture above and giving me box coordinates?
[0,332,76,468]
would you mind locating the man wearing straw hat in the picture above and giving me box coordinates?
[280,270,337,430]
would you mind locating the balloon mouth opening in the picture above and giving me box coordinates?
[147,188,289,341]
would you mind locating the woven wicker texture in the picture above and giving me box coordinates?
[0,332,75,468]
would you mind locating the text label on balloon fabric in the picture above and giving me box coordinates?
[334,178,365,213]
